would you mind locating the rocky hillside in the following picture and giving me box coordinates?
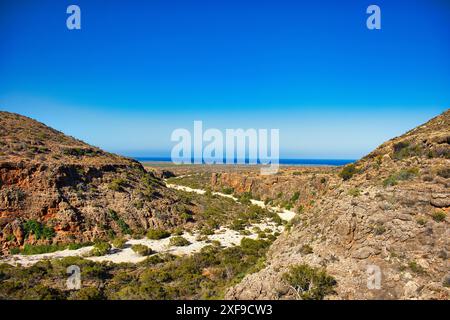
[0,111,190,254]
[210,166,341,214]
[226,109,449,300]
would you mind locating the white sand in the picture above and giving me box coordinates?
[2,220,282,267]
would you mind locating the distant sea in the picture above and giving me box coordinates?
[134,157,355,166]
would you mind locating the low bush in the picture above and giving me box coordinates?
[22,220,55,240]
[383,168,419,187]
[69,287,104,300]
[90,242,111,256]
[169,236,191,247]
[347,188,361,197]
[283,264,337,300]
[432,210,446,222]
[112,238,126,249]
[108,178,126,192]
[108,210,131,234]
[222,187,234,195]
[393,141,422,160]
[290,192,300,202]
[132,244,152,256]
[408,261,425,274]
[238,192,252,205]
[147,229,170,240]
[20,244,68,255]
[339,164,357,181]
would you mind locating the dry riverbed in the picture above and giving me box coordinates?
[1,180,293,267]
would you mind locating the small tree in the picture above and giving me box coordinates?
[147,228,170,240]
[132,244,152,256]
[112,237,126,249]
[283,264,336,300]
[339,164,357,181]
[90,242,111,256]
[169,236,190,247]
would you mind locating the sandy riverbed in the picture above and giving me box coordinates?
[1,181,293,267]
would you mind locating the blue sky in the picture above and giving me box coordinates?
[0,0,449,159]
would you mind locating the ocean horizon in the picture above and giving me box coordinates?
[134,157,355,166]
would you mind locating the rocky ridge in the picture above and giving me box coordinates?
[225,109,449,300]
[0,111,190,254]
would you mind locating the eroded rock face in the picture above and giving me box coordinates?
[0,112,189,253]
[226,109,450,300]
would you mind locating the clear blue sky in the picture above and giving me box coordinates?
[0,0,449,159]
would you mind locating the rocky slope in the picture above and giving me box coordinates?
[210,166,340,214]
[226,109,449,300]
[0,111,190,254]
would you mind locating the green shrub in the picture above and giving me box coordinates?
[22,220,55,240]
[408,261,425,274]
[238,192,252,205]
[290,192,300,202]
[230,219,246,231]
[172,228,184,236]
[108,178,126,191]
[283,264,337,300]
[199,227,215,235]
[143,254,166,266]
[69,287,104,300]
[347,188,361,197]
[384,168,419,187]
[108,210,131,234]
[20,244,66,255]
[416,217,427,226]
[116,219,131,235]
[132,244,152,256]
[432,210,446,222]
[339,164,357,181]
[108,209,119,220]
[383,175,398,187]
[393,141,422,160]
[169,236,190,247]
[9,247,20,255]
[90,242,111,256]
[222,187,234,195]
[181,212,193,221]
[240,238,270,256]
[112,238,126,249]
[147,229,170,240]
[397,167,419,180]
